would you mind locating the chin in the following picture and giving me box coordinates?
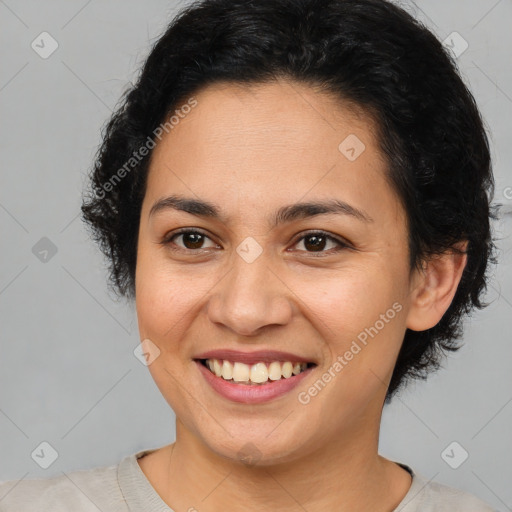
[195,422,318,467]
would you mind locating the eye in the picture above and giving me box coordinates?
[161,229,219,252]
[290,230,350,255]
[161,228,351,255]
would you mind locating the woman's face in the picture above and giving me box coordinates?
[135,79,417,464]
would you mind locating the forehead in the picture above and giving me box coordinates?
[144,79,404,229]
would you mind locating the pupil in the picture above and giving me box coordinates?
[305,235,325,252]
[181,234,327,251]
[184,233,204,249]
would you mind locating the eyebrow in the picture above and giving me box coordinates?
[149,194,373,227]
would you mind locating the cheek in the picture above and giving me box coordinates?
[135,246,189,340]
[293,271,407,419]
[296,265,401,338]
[296,264,408,387]
[136,275,194,342]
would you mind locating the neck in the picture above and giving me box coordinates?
[143,413,411,512]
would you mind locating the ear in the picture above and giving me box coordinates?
[406,241,468,331]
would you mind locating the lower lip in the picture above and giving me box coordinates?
[195,360,315,404]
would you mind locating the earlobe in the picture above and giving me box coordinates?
[406,241,468,331]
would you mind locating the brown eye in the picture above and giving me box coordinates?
[163,229,218,251]
[292,231,349,254]
[302,234,328,252]
[177,232,206,249]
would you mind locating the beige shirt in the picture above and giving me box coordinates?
[0,448,497,511]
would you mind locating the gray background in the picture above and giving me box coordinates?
[0,0,511,510]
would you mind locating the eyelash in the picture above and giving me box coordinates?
[160,228,351,256]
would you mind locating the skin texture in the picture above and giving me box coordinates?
[135,79,467,511]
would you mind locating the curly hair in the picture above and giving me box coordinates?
[81,0,497,401]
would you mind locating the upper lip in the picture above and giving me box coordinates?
[194,349,317,366]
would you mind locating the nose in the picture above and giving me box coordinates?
[206,249,293,336]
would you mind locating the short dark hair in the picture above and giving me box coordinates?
[81,0,497,401]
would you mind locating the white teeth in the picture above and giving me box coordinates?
[250,362,268,383]
[281,361,293,378]
[221,360,233,380]
[268,361,282,380]
[203,359,310,384]
[232,361,250,382]
[213,359,222,377]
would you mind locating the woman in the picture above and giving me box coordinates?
[0,0,498,510]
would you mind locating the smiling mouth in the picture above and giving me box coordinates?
[197,358,317,385]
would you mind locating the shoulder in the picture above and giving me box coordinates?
[0,460,125,512]
[397,466,497,512]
